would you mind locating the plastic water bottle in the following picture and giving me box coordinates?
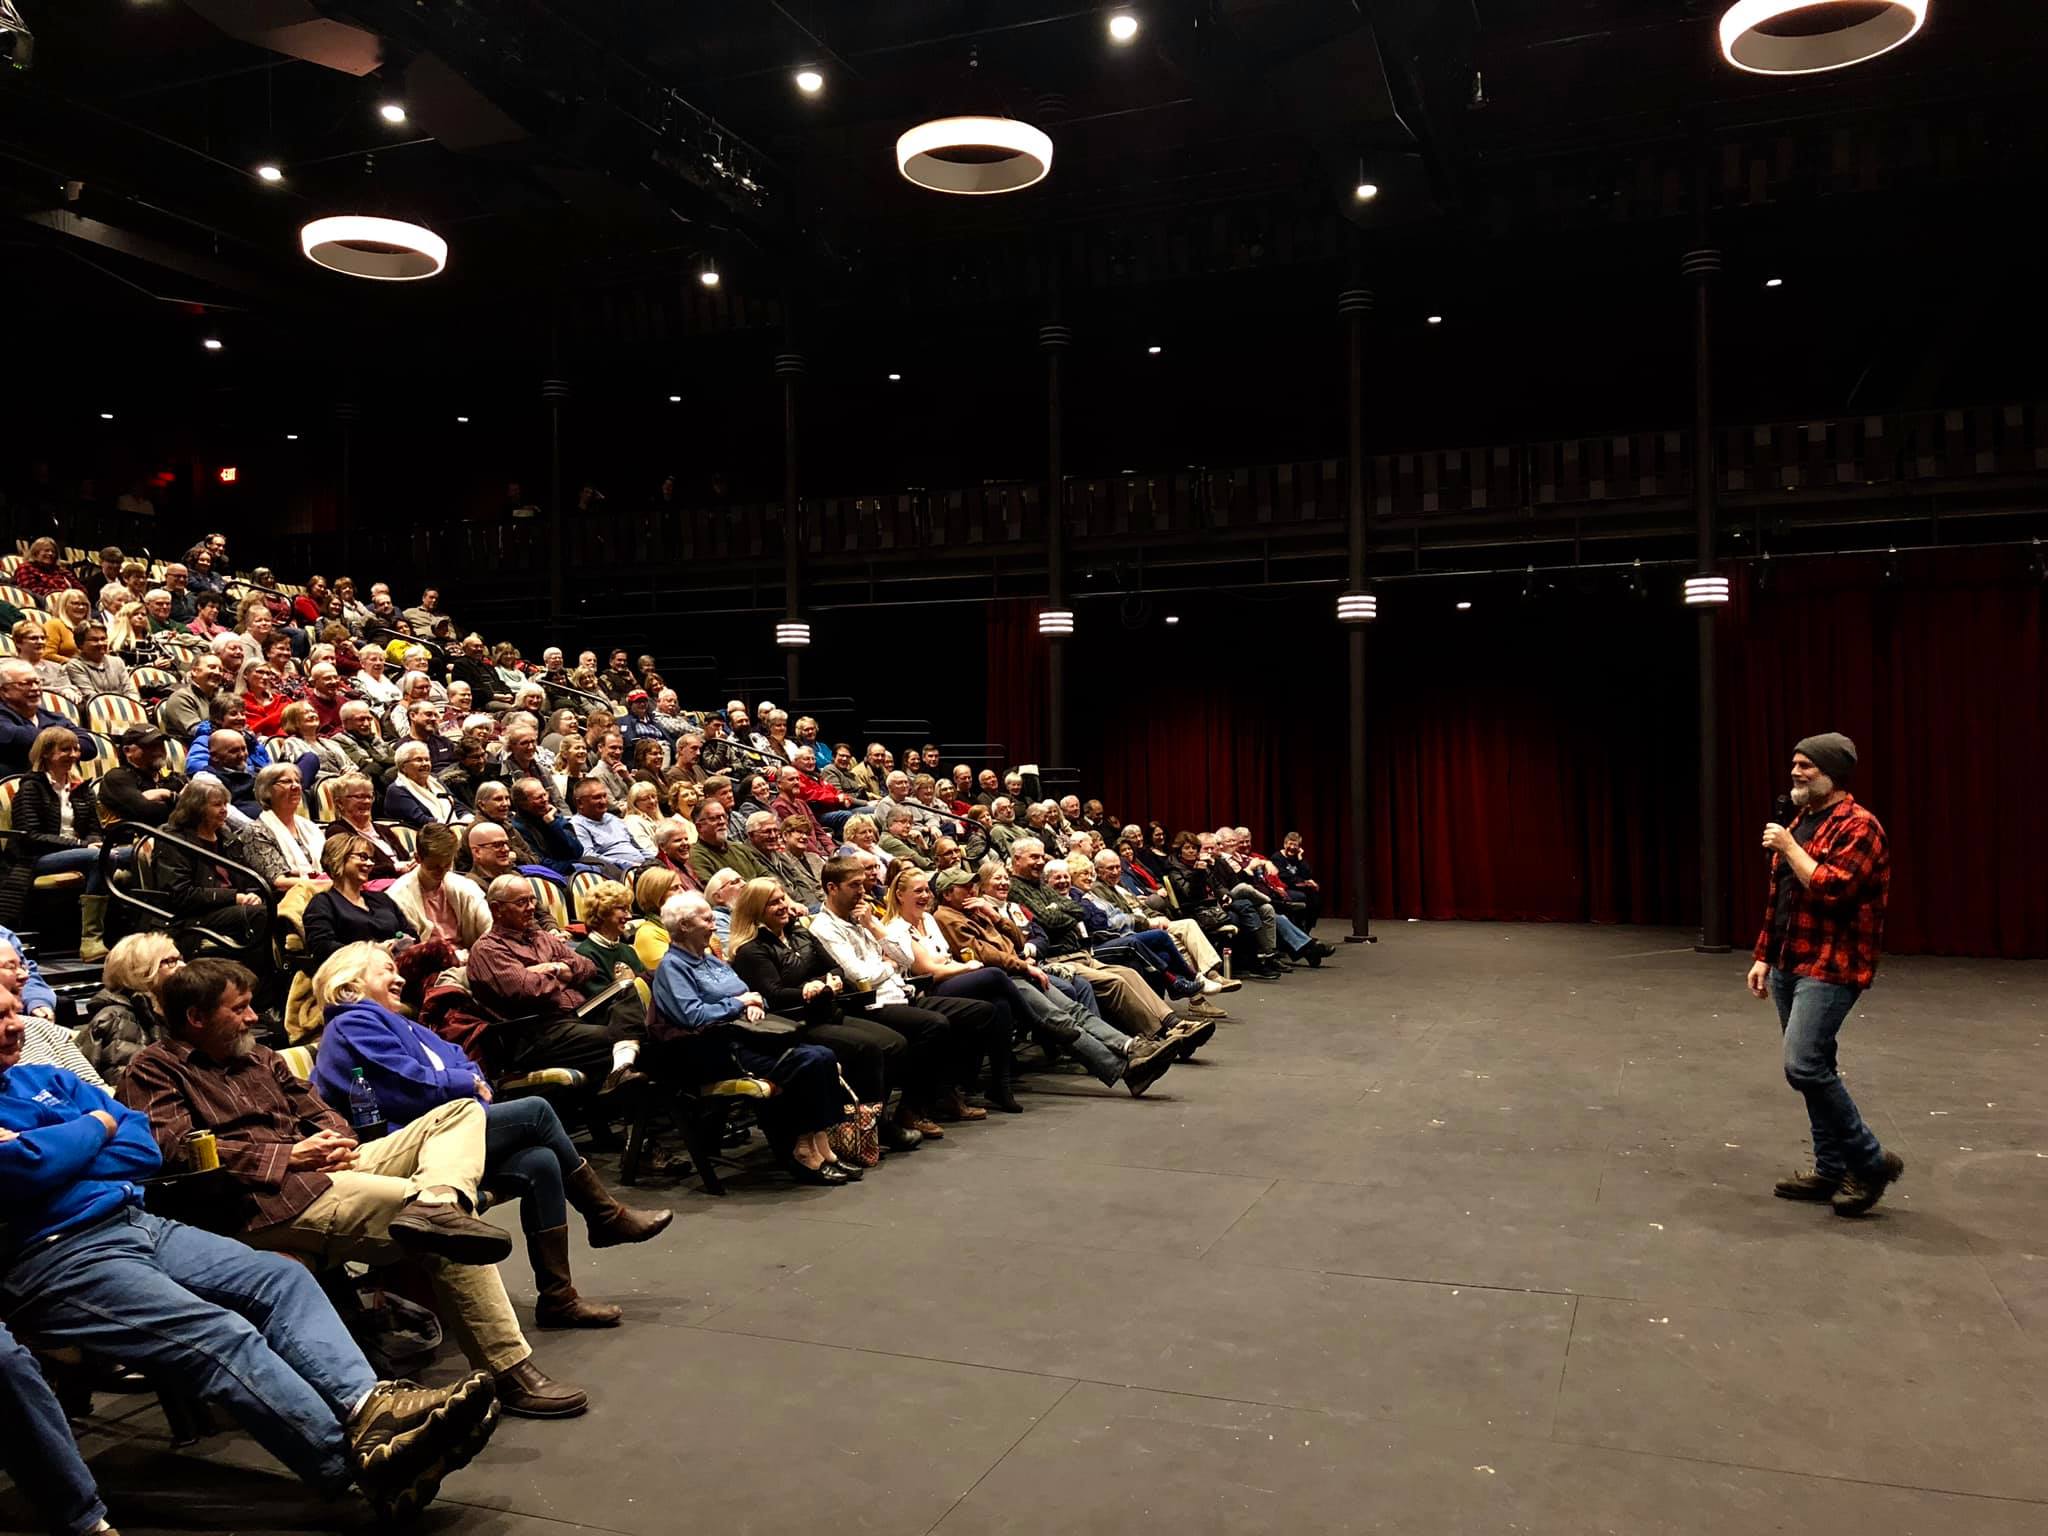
[346,1068,388,1142]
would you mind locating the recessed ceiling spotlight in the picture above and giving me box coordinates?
[1426,315,1443,325]
[285,433,299,440]
[456,415,469,423]
[1164,614,1180,625]
[887,372,902,381]
[98,412,114,420]
[202,337,224,351]
[255,163,284,184]
[1146,344,1162,355]
[1108,12,1140,43]
[697,260,721,287]
[668,394,682,403]
[1765,275,1784,288]
[1354,180,1378,202]
[379,102,407,124]
[1456,600,1473,610]
[795,69,824,94]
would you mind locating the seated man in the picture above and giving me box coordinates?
[0,658,90,776]
[878,804,933,871]
[466,875,646,1089]
[118,960,586,1420]
[928,868,1179,1097]
[96,722,187,828]
[1,985,500,1518]
[566,775,651,877]
[507,776,588,877]
[470,779,546,869]
[686,799,769,887]
[1006,839,1186,1043]
[157,650,227,740]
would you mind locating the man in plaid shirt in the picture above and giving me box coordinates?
[1747,732,1904,1216]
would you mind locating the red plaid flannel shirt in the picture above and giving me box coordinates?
[1752,793,1889,989]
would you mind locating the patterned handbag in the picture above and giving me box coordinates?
[825,1071,882,1167]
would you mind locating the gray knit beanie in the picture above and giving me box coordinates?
[1794,732,1857,786]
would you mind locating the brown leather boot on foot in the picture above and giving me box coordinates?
[494,1358,589,1418]
[528,1226,624,1329]
[1772,1169,1840,1202]
[1832,1151,1905,1217]
[564,1160,673,1248]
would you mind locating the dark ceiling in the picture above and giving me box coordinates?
[4,1,2045,504]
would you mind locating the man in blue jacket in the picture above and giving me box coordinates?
[0,987,498,1520]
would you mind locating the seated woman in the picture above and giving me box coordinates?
[619,781,668,861]
[1,727,105,932]
[631,868,678,968]
[647,890,854,1185]
[727,876,932,1149]
[75,931,184,1089]
[309,942,672,1328]
[237,659,287,740]
[436,732,493,812]
[880,865,1023,1114]
[573,879,648,992]
[548,736,590,807]
[303,832,416,964]
[352,643,401,709]
[384,740,467,829]
[185,591,229,639]
[42,588,92,659]
[152,778,271,949]
[277,700,352,786]
[835,813,891,871]
[241,763,331,898]
[12,620,76,701]
[13,535,78,601]
[323,771,412,882]
[702,867,743,945]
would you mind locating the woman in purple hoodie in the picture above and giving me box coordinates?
[308,943,671,1328]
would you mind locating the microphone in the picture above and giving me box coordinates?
[1769,794,1793,859]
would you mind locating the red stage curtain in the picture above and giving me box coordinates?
[985,549,2048,957]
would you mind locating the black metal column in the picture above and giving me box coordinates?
[1684,222,1728,953]
[776,348,806,697]
[1040,321,1072,768]
[1339,286,1375,943]
[541,376,568,641]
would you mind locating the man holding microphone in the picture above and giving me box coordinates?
[1747,732,1904,1216]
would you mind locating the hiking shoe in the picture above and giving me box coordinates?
[1123,1037,1180,1097]
[1832,1151,1905,1217]
[350,1371,499,1519]
[387,1200,514,1265]
[1184,995,1229,1021]
[1167,1018,1218,1056]
[1773,1170,1841,1202]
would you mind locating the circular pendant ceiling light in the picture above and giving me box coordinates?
[299,215,448,280]
[895,116,1053,195]
[1718,0,1927,75]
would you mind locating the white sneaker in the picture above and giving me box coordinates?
[1200,977,1225,994]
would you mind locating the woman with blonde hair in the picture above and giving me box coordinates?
[14,535,77,600]
[573,879,647,991]
[75,931,183,1087]
[880,864,1022,1114]
[42,588,92,659]
[302,831,414,964]
[279,699,352,783]
[630,866,678,969]
[309,942,670,1330]
[619,780,666,860]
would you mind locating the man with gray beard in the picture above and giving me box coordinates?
[1746,732,1902,1217]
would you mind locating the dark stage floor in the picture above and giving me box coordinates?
[11,922,2048,1535]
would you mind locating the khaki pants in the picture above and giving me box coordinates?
[1165,918,1221,976]
[1066,959,1174,1039]
[245,1098,529,1374]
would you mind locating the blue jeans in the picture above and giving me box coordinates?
[1276,913,1313,953]
[34,844,105,893]
[483,1095,582,1231]
[0,1208,379,1496]
[1010,974,1128,1085]
[2,1320,105,1536]
[1770,969,1884,1179]
[1096,929,1190,990]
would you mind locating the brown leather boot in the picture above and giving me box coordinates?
[564,1160,674,1249]
[528,1226,622,1330]
[493,1356,590,1418]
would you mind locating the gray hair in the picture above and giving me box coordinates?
[393,740,431,768]
[486,874,532,907]
[165,777,228,832]
[660,889,711,935]
[251,762,301,811]
[744,810,776,836]
[1007,837,1044,864]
